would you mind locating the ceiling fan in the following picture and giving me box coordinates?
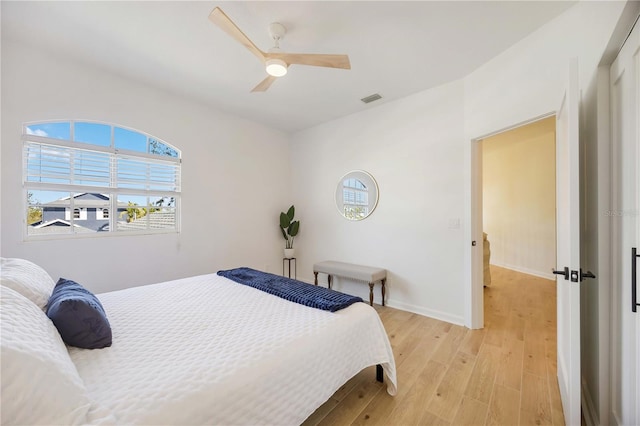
[208,7,351,92]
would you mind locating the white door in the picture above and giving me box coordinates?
[555,57,581,426]
[610,18,639,426]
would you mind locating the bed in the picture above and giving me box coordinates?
[1,258,397,425]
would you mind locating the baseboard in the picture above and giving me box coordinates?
[490,261,555,281]
[386,299,465,326]
[581,378,599,426]
[297,275,464,326]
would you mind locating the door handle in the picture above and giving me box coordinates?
[580,269,596,282]
[552,266,569,280]
[633,247,639,313]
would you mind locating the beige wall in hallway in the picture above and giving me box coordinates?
[482,116,556,279]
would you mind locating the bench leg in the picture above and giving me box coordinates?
[314,272,318,286]
[381,278,386,307]
[368,282,374,306]
[328,275,332,289]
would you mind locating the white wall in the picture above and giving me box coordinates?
[0,39,292,294]
[463,1,627,139]
[290,1,628,327]
[463,1,628,328]
[461,0,629,423]
[482,117,556,280]
[291,80,466,324]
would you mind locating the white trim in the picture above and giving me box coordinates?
[582,377,599,426]
[25,228,180,242]
[296,276,465,326]
[26,182,179,199]
[96,207,109,220]
[465,112,557,330]
[596,65,613,426]
[385,299,465,326]
[489,261,556,281]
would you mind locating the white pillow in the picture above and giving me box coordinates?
[0,257,55,309]
[1,286,91,425]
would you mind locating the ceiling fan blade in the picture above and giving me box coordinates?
[209,7,265,63]
[266,53,351,70]
[251,75,278,92]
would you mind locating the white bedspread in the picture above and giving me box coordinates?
[69,273,396,425]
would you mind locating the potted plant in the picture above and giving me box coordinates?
[279,205,300,258]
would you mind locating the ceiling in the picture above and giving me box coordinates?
[1,1,576,133]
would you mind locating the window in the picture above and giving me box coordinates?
[24,121,181,238]
[342,178,369,220]
[65,208,86,221]
[97,208,109,220]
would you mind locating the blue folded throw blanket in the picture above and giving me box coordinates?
[217,267,363,312]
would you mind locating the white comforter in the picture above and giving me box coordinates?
[69,273,396,425]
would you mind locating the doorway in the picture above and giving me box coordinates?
[481,116,557,284]
[470,113,556,328]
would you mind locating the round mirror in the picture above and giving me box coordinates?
[335,170,379,220]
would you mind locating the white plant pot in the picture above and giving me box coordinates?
[284,248,295,259]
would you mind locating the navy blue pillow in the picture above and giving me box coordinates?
[46,278,112,349]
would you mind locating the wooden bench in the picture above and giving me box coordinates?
[313,261,387,306]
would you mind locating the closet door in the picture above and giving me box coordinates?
[610,18,639,426]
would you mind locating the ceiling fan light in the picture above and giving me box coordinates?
[265,58,287,77]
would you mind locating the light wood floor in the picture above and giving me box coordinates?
[302,265,565,426]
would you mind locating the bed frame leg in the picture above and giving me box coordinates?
[376,364,384,383]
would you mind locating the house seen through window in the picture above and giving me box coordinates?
[24,121,181,238]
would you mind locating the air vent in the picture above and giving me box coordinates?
[360,93,382,104]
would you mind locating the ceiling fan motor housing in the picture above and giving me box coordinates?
[268,22,286,42]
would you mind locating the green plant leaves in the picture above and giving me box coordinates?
[288,220,299,237]
[279,205,299,247]
[279,212,291,229]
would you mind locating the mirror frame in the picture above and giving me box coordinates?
[335,170,379,221]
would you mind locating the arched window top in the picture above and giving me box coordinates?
[24,120,180,159]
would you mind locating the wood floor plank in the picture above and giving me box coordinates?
[387,314,428,368]
[520,372,553,426]
[504,310,526,342]
[486,384,520,426]
[459,328,487,356]
[426,351,476,421]
[523,322,548,377]
[494,337,524,391]
[431,324,467,365]
[385,360,448,425]
[351,326,446,426]
[548,372,565,426]
[315,378,383,426]
[464,343,501,403]
[306,266,565,426]
[483,313,507,348]
[418,411,452,426]
[451,396,489,426]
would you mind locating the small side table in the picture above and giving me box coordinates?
[283,257,296,279]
